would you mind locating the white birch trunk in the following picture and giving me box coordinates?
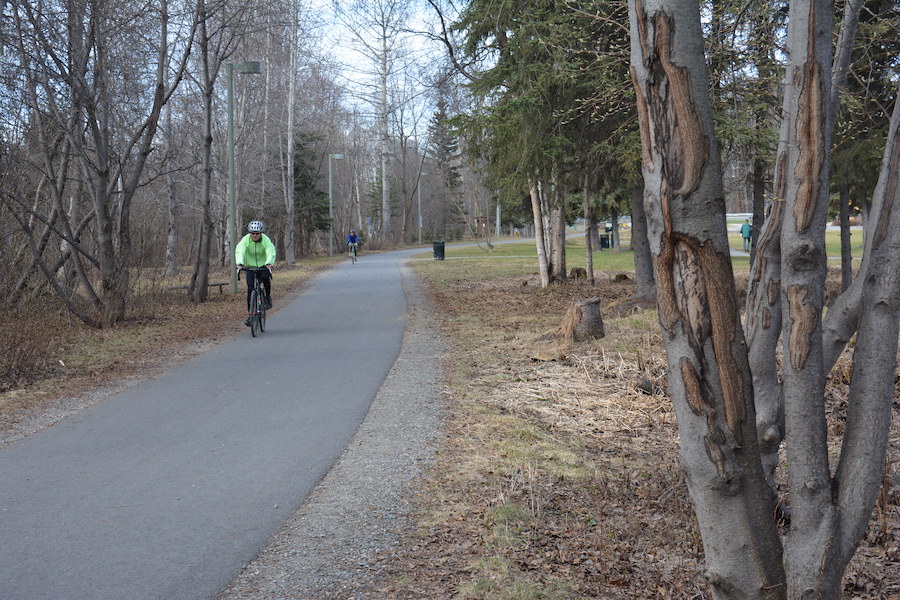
[283,0,298,265]
[380,40,391,237]
[551,193,566,282]
[529,178,550,288]
[164,103,179,277]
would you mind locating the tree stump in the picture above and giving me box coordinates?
[560,296,605,342]
[569,267,587,281]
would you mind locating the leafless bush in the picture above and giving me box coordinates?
[0,309,63,392]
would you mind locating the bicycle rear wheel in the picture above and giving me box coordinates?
[258,300,266,332]
[249,289,259,337]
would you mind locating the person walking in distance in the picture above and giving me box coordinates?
[236,220,276,325]
[740,219,752,252]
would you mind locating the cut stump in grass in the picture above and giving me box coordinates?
[559,296,605,342]
[569,267,587,281]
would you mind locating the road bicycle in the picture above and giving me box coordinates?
[349,242,358,264]
[238,266,270,337]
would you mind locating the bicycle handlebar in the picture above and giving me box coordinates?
[237,265,272,281]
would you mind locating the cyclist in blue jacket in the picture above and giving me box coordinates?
[235,220,276,325]
[347,230,359,255]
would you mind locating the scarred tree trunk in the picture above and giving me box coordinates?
[808,80,900,598]
[632,1,898,598]
[628,0,785,597]
[753,0,864,425]
[775,3,836,595]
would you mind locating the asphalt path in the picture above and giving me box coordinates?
[0,249,420,600]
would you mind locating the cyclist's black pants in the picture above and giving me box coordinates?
[245,269,271,310]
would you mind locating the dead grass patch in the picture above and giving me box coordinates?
[372,268,898,599]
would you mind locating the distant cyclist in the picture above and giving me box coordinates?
[236,220,276,325]
[347,229,359,256]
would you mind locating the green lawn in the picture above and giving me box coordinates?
[417,226,863,282]
[727,229,864,268]
[414,238,634,278]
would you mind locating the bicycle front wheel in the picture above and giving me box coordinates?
[249,289,259,337]
[259,303,266,332]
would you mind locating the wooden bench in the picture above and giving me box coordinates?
[168,281,230,294]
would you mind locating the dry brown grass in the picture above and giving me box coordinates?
[371,268,899,599]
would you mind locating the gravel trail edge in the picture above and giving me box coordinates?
[217,262,447,600]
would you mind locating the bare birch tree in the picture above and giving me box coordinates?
[332,0,414,241]
[164,103,182,277]
[187,0,255,302]
[5,0,195,326]
[283,0,300,265]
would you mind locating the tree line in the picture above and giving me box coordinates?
[0,0,471,327]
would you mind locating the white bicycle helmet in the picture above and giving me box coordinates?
[248,220,264,233]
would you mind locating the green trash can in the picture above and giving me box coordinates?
[432,241,445,260]
[599,233,611,249]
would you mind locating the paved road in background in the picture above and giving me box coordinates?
[0,250,418,600]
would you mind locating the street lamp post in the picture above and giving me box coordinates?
[227,60,263,293]
[328,153,345,256]
[417,170,429,246]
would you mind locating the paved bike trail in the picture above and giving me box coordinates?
[0,250,417,600]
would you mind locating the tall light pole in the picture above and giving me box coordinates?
[227,60,263,293]
[328,153,345,256]
[417,170,429,245]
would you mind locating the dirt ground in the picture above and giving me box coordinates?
[366,269,899,599]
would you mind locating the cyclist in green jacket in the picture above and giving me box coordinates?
[235,221,276,323]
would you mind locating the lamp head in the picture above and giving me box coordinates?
[236,61,262,74]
